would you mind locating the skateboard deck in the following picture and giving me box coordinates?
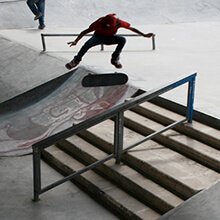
[82,73,128,87]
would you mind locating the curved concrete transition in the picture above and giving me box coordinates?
[0,67,137,156]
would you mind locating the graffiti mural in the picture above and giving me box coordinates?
[0,68,137,156]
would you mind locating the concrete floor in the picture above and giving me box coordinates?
[0,155,119,220]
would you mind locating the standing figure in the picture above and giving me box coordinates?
[66,14,154,69]
[27,0,45,29]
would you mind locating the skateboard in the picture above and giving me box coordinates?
[82,73,128,87]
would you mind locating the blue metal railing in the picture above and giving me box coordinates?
[32,72,197,201]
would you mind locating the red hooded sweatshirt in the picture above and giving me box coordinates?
[88,14,130,36]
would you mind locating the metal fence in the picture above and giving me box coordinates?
[41,33,156,51]
[32,72,197,201]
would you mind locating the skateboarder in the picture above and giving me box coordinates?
[65,14,154,69]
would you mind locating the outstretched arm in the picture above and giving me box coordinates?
[67,28,91,47]
[128,26,154,38]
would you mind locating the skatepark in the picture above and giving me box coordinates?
[0,0,220,219]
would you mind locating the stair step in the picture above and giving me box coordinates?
[132,102,220,150]
[57,135,184,214]
[78,119,220,198]
[124,110,220,172]
[42,145,161,220]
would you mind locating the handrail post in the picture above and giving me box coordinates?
[33,146,41,201]
[101,44,104,51]
[114,111,124,164]
[41,34,46,51]
[187,74,196,123]
[152,34,156,50]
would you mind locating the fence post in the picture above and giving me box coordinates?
[114,111,124,164]
[33,146,41,201]
[187,74,196,123]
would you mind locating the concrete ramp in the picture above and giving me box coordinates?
[0,36,137,156]
[0,36,66,103]
[0,67,137,156]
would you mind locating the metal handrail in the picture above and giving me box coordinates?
[41,33,156,51]
[33,72,197,201]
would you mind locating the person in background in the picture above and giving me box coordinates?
[26,0,45,29]
[65,14,154,69]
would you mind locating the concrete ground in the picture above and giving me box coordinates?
[1,0,220,219]
[0,155,119,220]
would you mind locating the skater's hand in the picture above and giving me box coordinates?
[67,40,77,47]
[144,33,155,38]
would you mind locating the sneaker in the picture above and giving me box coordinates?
[34,13,43,20]
[38,24,45,30]
[111,57,122,68]
[65,57,79,70]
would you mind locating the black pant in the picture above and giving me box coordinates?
[75,34,126,62]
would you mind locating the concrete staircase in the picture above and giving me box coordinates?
[41,99,220,220]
